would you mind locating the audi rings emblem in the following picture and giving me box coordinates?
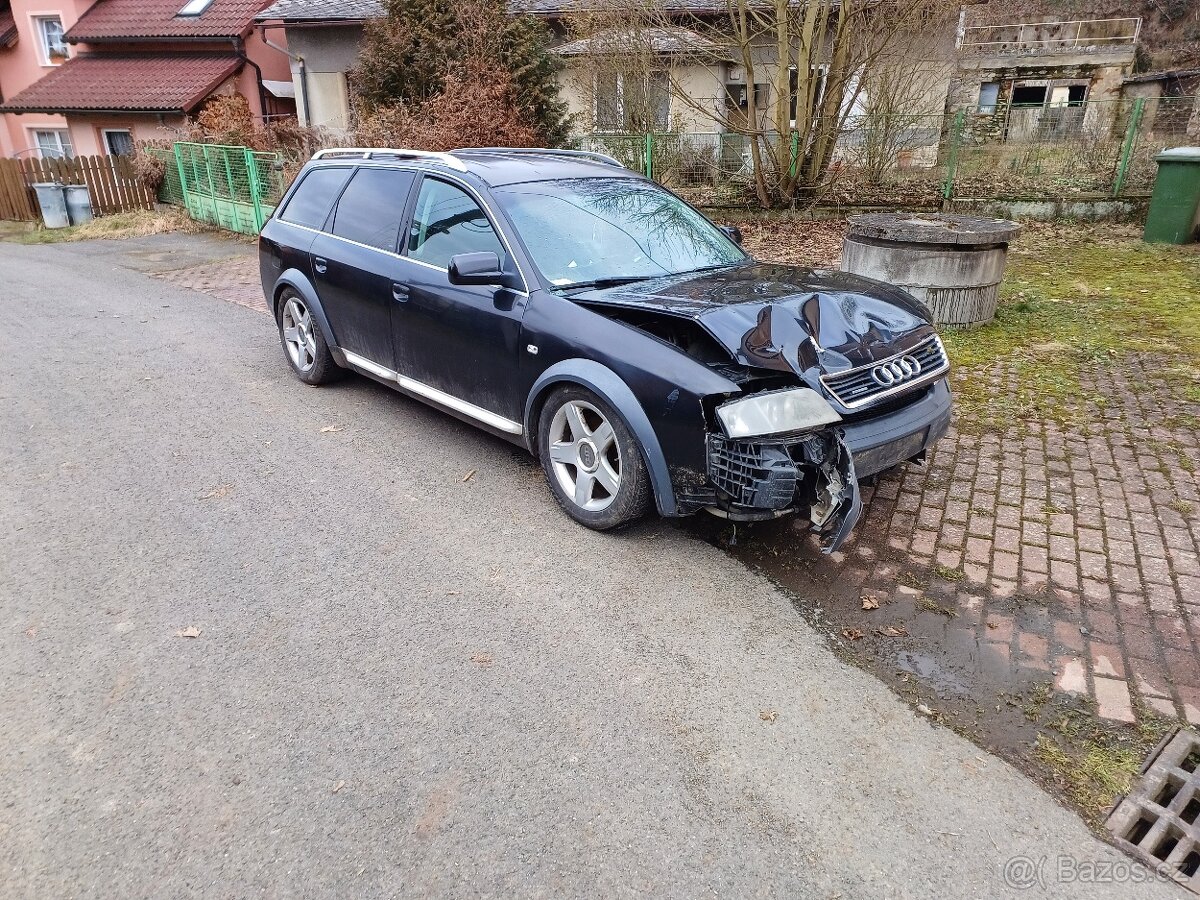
[870,355,922,387]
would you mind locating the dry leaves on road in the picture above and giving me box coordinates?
[878,625,909,637]
[320,425,345,434]
[861,594,880,610]
[175,626,202,638]
[841,628,864,641]
[470,652,493,667]
[759,710,778,723]
[197,484,231,501]
[462,469,476,483]
[332,780,346,794]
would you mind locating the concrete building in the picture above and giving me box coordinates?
[1121,68,1200,139]
[0,0,94,158]
[947,15,1142,141]
[254,0,381,133]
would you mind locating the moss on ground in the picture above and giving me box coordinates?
[940,227,1200,429]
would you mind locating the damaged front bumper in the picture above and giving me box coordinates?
[703,380,952,552]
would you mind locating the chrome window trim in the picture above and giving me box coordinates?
[820,334,950,410]
[271,164,531,295]
[341,350,524,436]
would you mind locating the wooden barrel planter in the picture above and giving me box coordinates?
[840,213,1022,328]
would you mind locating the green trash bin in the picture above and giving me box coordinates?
[1143,146,1200,244]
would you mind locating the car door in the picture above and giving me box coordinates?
[390,175,529,425]
[309,167,417,370]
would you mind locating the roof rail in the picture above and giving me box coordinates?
[310,147,469,173]
[454,147,626,169]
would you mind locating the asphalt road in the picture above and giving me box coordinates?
[0,238,1178,899]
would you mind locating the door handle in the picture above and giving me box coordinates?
[313,257,328,274]
[392,283,409,303]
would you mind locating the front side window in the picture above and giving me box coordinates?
[35,16,68,65]
[407,178,504,269]
[34,129,73,159]
[331,168,414,252]
[279,167,351,229]
[495,177,746,288]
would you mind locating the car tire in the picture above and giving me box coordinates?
[537,385,652,530]
[277,289,341,385]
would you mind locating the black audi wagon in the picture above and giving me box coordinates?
[259,147,951,550]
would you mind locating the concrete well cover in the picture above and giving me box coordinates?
[847,213,1022,246]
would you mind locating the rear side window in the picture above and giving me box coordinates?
[407,178,504,269]
[330,168,415,252]
[279,167,351,230]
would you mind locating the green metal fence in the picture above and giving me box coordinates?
[150,142,284,235]
[172,143,284,235]
[574,94,1200,208]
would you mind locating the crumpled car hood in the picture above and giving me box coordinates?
[572,262,936,377]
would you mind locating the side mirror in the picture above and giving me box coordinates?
[719,225,743,245]
[448,251,510,287]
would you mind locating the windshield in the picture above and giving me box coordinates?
[494,178,748,289]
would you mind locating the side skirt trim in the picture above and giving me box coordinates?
[340,349,524,436]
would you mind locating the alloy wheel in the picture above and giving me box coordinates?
[281,297,317,372]
[547,399,622,511]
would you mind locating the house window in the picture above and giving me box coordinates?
[978,82,1000,114]
[34,16,69,66]
[103,129,134,156]
[177,0,214,15]
[1011,84,1048,107]
[789,66,828,127]
[595,73,669,132]
[33,129,73,159]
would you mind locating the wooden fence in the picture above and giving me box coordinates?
[0,155,155,223]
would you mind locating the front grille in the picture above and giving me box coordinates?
[820,333,949,410]
[707,436,797,510]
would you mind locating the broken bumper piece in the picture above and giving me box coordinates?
[706,429,861,553]
[704,380,952,553]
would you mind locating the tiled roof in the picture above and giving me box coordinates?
[0,53,243,113]
[255,0,740,23]
[256,0,382,22]
[510,0,744,12]
[67,0,269,41]
[0,7,16,47]
[555,26,733,59]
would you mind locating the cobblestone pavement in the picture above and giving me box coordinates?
[152,249,267,314]
[153,242,1200,727]
[765,357,1200,727]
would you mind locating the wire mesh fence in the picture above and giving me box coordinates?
[571,94,1199,208]
[150,143,285,235]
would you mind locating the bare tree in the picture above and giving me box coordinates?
[562,0,959,207]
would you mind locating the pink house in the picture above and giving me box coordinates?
[0,0,293,159]
[0,0,93,158]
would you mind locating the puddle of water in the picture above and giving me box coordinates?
[895,651,970,697]
[682,511,1087,763]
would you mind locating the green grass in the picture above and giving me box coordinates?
[941,230,1200,429]
[1035,734,1141,819]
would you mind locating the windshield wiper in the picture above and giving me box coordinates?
[553,275,659,293]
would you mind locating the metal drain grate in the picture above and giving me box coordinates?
[1107,729,1200,893]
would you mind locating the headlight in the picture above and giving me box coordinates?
[716,388,842,438]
